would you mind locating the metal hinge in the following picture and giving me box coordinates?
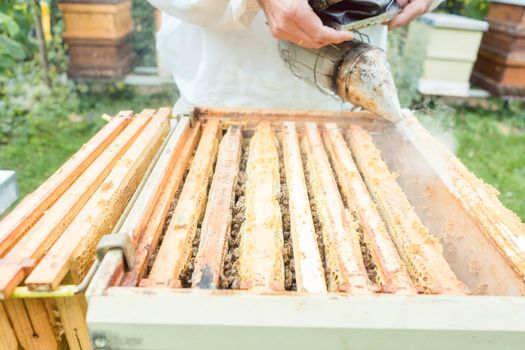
[96,232,136,270]
[175,112,196,128]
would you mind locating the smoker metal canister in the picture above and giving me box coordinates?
[278,40,402,121]
[278,40,350,99]
[337,42,403,121]
[278,40,374,101]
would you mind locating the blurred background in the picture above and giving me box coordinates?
[0,0,523,220]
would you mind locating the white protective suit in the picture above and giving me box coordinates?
[149,0,388,113]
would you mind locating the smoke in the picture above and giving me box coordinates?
[409,101,458,155]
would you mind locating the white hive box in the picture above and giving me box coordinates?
[0,170,19,215]
[86,107,525,350]
[414,13,489,96]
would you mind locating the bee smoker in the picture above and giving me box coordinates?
[278,0,404,122]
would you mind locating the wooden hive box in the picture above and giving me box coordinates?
[486,0,525,27]
[66,41,137,79]
[471,45,525,95]
[58,0,133,40]
[471,0,525,96]
[65,34,134,68]
[481,27,525,55]
[59,0,136,79]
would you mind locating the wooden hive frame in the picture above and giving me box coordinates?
[120,119,202,287]
[237,122,285,292]
[301,122,371,293]
[347,124,467,295]
[140,120,221,288]
[322,123,417,294]
[191,126,242,289]
[281,122,327,293]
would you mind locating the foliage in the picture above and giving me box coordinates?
[439,0,489,20]
[46,0,69,71]
[0,0,73,144]
[0,1,35,73]
[132,0,157,66]
[0,0,78,144]
[0,59,80,145]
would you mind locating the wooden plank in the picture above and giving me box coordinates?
[130,117,193,249]
[3,298,58,350]
[397,114,525,283]
[55,295,91,350]
[281,122,327,294]
[116,118,192,244]
[0,110,154,299]
[0,112,130,257]
[141,120,221,288]
[301,122,370,293]
[237,122,284,292]
[322,123,416,294]
[194,107,386,132]
[347,124,468,295]
[194,106,380,123]
[120,121,202,287]
[192,126,242,289]
[25,109,170,291]
[0,301,18,350]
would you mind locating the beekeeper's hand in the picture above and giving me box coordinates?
[258,0,353,48]
[389,0,435,30]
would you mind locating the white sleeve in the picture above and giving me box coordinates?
[147,0,261,29]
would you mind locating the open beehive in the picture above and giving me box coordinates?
[87,107,525,350]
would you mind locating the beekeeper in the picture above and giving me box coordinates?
[148,0,438,113]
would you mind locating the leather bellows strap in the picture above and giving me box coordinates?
[309,0,399,27]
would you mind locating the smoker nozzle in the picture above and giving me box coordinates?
[278,40,403,122]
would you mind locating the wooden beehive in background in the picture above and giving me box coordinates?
[471,0,525,96]
[58,0,136,79]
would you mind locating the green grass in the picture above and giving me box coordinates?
[0,119,105,196]
[453,106,525,221]
[0,89,173,201]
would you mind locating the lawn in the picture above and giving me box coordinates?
[0,93,524,222]
[454,106,525,220]
[0,88,174,200]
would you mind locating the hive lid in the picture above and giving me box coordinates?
[419,13,489,31]
[489,0,525,6]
